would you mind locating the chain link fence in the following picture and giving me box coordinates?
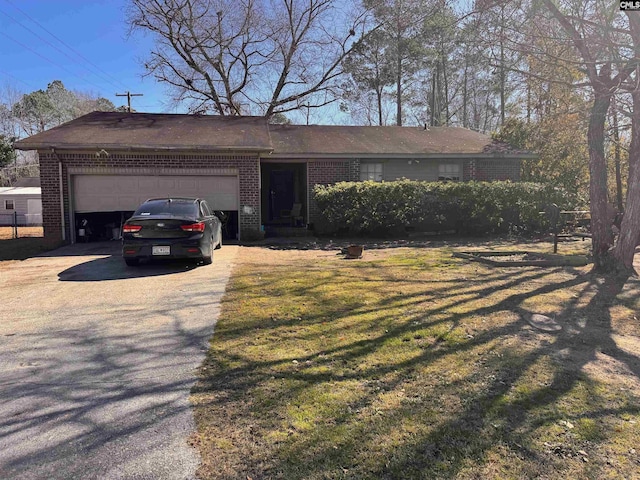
[0,212,43,239]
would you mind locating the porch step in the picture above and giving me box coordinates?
[265,226,313,237]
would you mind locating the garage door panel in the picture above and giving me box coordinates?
[177,178,198,190]
[157,178,177,190]
[210,177,237,194]
[117,177,141,193]
[73,175,238,212]
[137,178,157,191]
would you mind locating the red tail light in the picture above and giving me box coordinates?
[180,222,206,233]
[123,225,142,233]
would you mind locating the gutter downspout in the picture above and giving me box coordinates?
[51,148,66,242]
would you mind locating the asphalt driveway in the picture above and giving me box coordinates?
[0,242,238,479]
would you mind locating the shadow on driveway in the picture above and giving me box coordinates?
[39,241,123,257]
[1,243,238,479]
[0,311,213,479]
[58,256,201,282]
[30,241,202,281]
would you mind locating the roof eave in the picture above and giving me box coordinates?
[14,142,274,153]
[267,152,535,160]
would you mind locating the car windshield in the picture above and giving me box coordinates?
[134,200,198,217]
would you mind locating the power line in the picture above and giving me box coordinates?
[0,68,38,91]
[0,30,109,93]
[0,6,125,92]
[0,0,129,91]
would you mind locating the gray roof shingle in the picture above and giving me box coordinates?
[14,111,531,157]
[14,111,272,152]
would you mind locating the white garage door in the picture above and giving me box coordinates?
[73,175,238,212]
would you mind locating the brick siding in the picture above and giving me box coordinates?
[473,159,521,181]
[307,160,356,226]
[39,149,521,243]
[38,151,261,243]
[39,155,64,244]
[463,159,475,181]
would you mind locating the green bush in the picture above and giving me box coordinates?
[313,180,577,236]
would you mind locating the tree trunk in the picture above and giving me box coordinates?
[396,64,402,126]
[442,56,449,125]
[612,86,640,274]
[589,93,614,271]
[430,70,437,127]
[462,60,468,128]
[526,67,531,123]
[377,87,383,126]
[499,32,505,124]
[396,26,402,126]
[611,97,624,212]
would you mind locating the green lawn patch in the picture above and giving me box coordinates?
[191,241,640,479]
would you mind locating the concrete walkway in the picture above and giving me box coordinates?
[0,242,237,479]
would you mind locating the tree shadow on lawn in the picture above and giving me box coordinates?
[361,275,639,479]
[193,257,640,479]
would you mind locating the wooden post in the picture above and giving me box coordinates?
[115,91,144,112]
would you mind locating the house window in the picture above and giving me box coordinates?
[438,163,460,181]
[360,163,383,182]
[4,199,14,210]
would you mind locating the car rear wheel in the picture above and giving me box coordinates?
[124,258,140,267]
[201,236,213,264]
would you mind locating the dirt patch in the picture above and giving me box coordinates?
[454,250,590,267]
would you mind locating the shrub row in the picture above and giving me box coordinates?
[313,180,578,236]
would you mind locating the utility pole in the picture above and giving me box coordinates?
[115,91,143,112]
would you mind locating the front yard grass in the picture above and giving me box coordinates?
[0,239,55,263]
[191,240,640,479]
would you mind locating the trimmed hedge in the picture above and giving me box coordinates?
[313,180,578,236]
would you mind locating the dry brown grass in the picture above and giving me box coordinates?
[0,226,43,239]
[191,238,640,480]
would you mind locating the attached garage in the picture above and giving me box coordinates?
[14,112,270,244]
[72,173,239,212]
[69,169,240,242]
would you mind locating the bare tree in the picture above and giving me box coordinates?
[0,82,23,140]
[128,0,369,116]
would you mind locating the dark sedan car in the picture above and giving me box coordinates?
[122,197,222,266]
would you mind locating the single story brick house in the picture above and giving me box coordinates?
[14,111,532,244]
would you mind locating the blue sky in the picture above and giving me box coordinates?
[0,0,170,112]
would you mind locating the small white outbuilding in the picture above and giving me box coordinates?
[0,186,42,225]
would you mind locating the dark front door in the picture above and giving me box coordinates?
[269,170,294,221]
